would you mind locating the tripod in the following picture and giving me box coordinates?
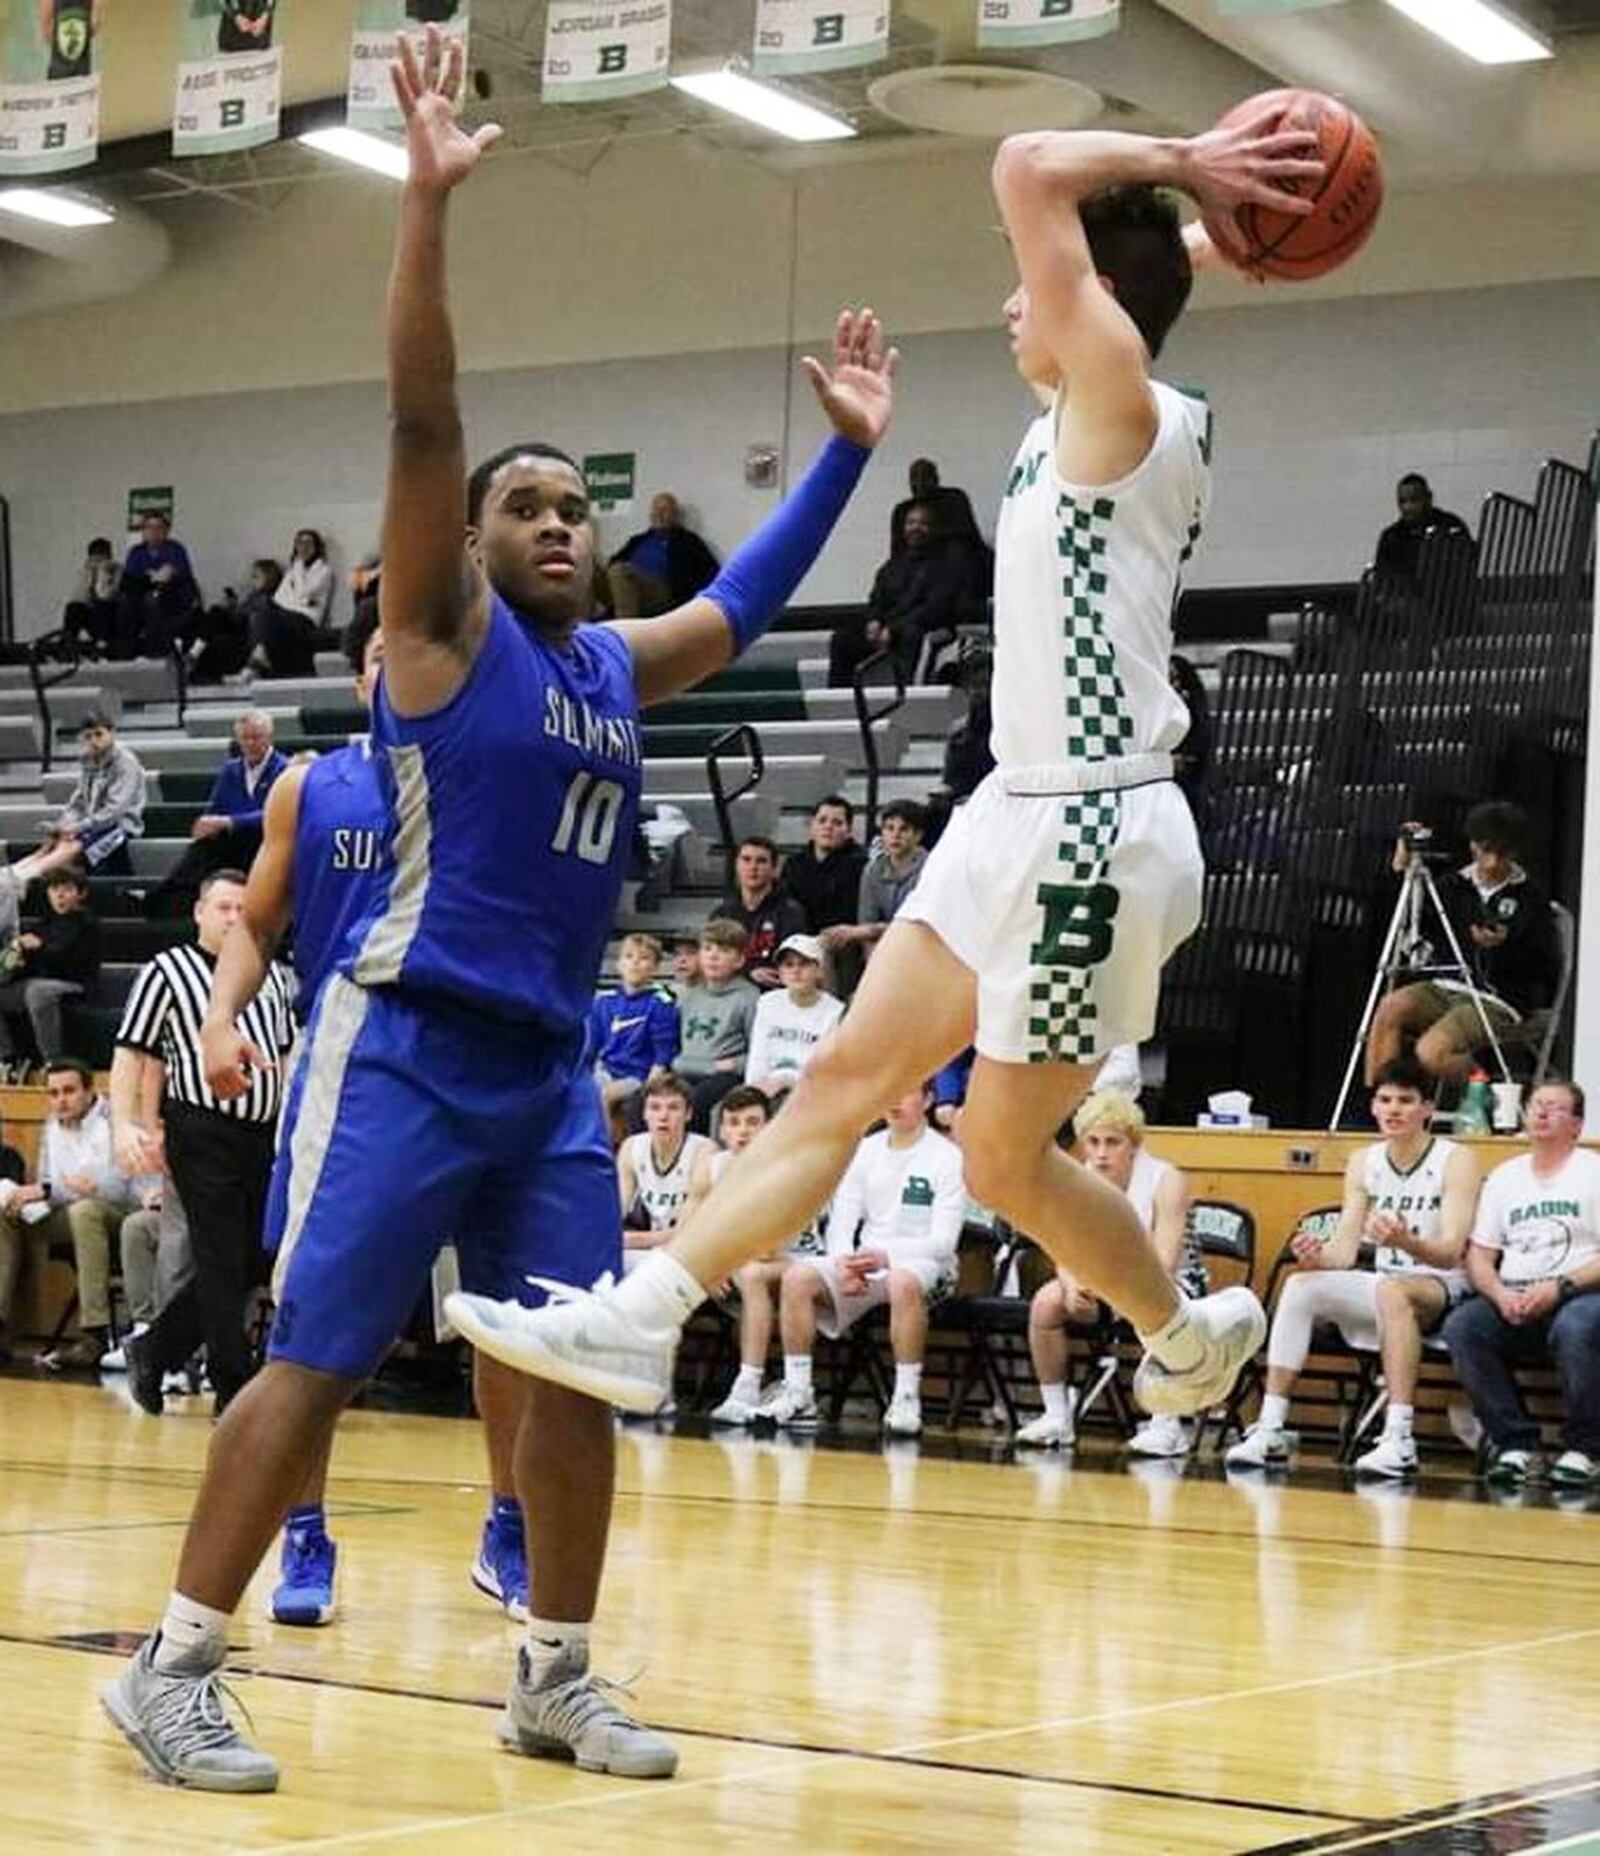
[1329,851,1514,1130]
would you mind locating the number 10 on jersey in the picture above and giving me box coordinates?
[552,771,625,865]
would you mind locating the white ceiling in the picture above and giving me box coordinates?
[10,0,1592,219]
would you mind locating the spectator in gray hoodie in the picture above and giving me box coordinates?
[43,709,147,875]
[675,919,760,1130]
[821,801,930,990]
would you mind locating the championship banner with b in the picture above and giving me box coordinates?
[0,1,101,178]
[348,1,471,137]
[542,1,672,104]
[753,1,889,76]
[173,1,284,156]
[977,0,1118,49]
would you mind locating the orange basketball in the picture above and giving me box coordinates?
[1201,88,1383,283]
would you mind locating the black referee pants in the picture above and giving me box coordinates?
[141,1104,276,1414]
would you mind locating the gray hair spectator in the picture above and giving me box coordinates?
[140,709,289,916]
[44,709,147,875]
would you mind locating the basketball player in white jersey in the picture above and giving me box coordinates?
[1227,1057,1480,1478]
[450,113,1327,1427]
[617,1073,713,1271]
[1016,1091,1202,1454]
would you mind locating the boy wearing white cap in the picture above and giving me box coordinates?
[744,934,844,1103]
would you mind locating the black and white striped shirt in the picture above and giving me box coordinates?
[116,941,295,1124]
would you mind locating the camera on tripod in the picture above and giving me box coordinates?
[1399,823,1433,853]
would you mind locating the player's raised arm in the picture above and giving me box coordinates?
[380,26,503,717]
[201,763,305,1098]
[991,118,1321,482]
[613,308,897,708]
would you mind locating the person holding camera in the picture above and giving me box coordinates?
[1364,802,1561,1094]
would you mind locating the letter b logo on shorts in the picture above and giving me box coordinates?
[598,43,628,74]
[1031,881,1120,969]
[813,13,845,44]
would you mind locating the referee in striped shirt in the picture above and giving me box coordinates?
[110,869,295,1414]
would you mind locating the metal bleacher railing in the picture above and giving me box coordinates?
[1156,428,1598,1127]
[850,645,907,840]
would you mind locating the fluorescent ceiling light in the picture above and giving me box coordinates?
[671,66,855,143]
[1381,0,1553,64]
[298,126,410,180]
[0,188,112,227]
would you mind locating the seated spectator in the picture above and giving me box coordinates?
[118,512,201,658]
[0,1059,132,1370]
[940,650,993,802]
[666,934,700,1000]
[1227,1058,1477,1475]
[42,710,146,875]
[889,457,990,586]
[1169,653,1212,823]
[256,528,334,677]
[114,1171,192,1352]
[832,503,984,689]
[617,1074,714,1275]
[190,560,281,685]
[608,492,719,617]
[1374,472,1469,584]
[0,842,84,946]
[1366,803,1561,1094]
[62,537,122,658]
[1016,1092,1202,1454]
[757,1080,966,1438]
[143,710,288,915]
[745,934,843,1103]
[0,867,100,1077]
[822,802,929,986]
[711,836,807,989]
[588,933,680,1113]
[782,796,868,938]
[675,920,761,1127]
[706,1087,827,1425]
[1443,1080,1600,1489]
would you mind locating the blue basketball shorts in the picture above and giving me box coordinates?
[265,973,621,1380]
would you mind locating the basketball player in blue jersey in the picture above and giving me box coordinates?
[104,25,895,1792]
[198,602,533,1629]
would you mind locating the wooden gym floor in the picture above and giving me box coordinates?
[5,1374,1600,1855]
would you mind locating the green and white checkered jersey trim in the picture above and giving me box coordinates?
[1026,791,1121,1065]
[1058,493,1135,759]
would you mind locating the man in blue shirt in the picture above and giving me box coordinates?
[144,710,288,915]
[119,512,201,658]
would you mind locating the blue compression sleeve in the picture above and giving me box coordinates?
[704,435,871,655]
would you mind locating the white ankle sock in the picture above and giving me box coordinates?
[1386,1402,1415,1439]
[1041,1382,1069,1423]
[1259,1393,1291,1434]
[893,1363,922,1402]
[784,1354,814,1394]
[611,1250,706,1329]
[731,1364,763,1403]
[1139,1297,1203,1373]
[523,1616,590,1687]
[152,1592,231,1671]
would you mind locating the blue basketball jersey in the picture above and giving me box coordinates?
[347,596,642,1035]
[291,742,390,1022]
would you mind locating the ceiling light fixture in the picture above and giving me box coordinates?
[1381,0,1553,65]
[298,126,410,180]
[671,65,855,143]
[0,188,113,228]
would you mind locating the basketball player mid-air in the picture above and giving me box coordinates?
[103,27,896,1790]
[451,114,1327,1432]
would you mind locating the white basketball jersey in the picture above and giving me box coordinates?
[991,380,1209,770]
[624,1131,713,1231]
[1126,1149,1204,1295]
[1361,1137,1458,1275]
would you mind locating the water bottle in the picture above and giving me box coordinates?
[1457,1069,1492,1136]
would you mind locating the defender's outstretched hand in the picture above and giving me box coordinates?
[390,24,503,193]
[802,308,898,450]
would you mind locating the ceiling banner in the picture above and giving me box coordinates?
[349,2,471,136]
[542,1,673,104]
[173,1,284,157]
[0,1,101,177]
[753,1,890,76]
[977,0,1118,50]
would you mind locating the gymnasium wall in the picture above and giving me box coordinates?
[1,136,1598,635]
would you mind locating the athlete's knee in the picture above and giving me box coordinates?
[1029,1278,1064,1333]
[956,1129,1036,1217]
[240,1358,356,1425]
[887,1269,922,1311]
[780,1262,822,1312]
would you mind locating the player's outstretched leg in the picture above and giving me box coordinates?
[447,921,981,1411]
[102,1361,357,1791]
[497,1380,677,1778]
